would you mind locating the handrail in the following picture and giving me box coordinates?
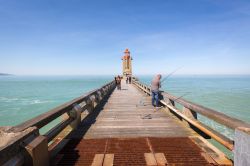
[0,80,116,165]
[162,92,250,130]
[132,80,250,151]
[8,81,115,133]
[132,80,250,130]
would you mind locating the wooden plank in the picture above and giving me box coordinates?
[103,154,114,166]
[2,153,24,166]
[91,154,104,166]
[200,152,217,165]
[190,136,233,165]
[45,117,73,142]
[144,153,157,166]
[154,153,168,166]
[48,138,70,159]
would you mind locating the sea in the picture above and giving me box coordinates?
[1,75,250,158]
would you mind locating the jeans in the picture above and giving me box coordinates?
[117,84,121,90]
[152,90,159,107]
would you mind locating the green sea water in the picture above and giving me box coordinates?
[0,75,250,158]
[0,76,113,126]
[139,75,250,138]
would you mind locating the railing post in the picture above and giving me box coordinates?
[90,95,97,108]
[103,86,108,95]
[164,98,175,113]
[234,127,250,166]
[182,107,197,127]
[68,104,82,130]
[23,135,49,166]
[182,107,197,120]
[166,98,175,106]
[96,90,102,102]
[0,126,38,166]
[86,97,94,113]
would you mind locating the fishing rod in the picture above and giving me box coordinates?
[161,67,182,84]
[156,92,191,110]
[150,92,191,113]
[137,67,183,107]
[172,92,191,102]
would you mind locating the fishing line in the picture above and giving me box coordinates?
[161,66,183,84]
[137,67,183,107]
[173,92,191,102]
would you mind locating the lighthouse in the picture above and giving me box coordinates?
[122,48,133,76]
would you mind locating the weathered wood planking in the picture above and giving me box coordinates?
[82,80,195,139]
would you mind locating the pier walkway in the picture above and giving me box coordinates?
[53,81,227,166]
[83,80,193,139]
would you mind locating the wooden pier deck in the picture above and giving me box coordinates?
[83,80,194,139]
[53,80,230,166]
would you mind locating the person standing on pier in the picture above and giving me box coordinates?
[116,75,121,90]
[114,76,117,85]
[129,76,132,84]
[151,74,162,108]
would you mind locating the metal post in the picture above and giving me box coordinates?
[234,127,250,166]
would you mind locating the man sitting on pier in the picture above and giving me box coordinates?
[151,74,162,108]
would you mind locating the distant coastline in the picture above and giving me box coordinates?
[0,73,12,76]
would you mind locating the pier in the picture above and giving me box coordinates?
[1,49,250,166]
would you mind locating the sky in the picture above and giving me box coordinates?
[0,0,250,75]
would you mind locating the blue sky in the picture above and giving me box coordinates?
[0,0,250,75]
